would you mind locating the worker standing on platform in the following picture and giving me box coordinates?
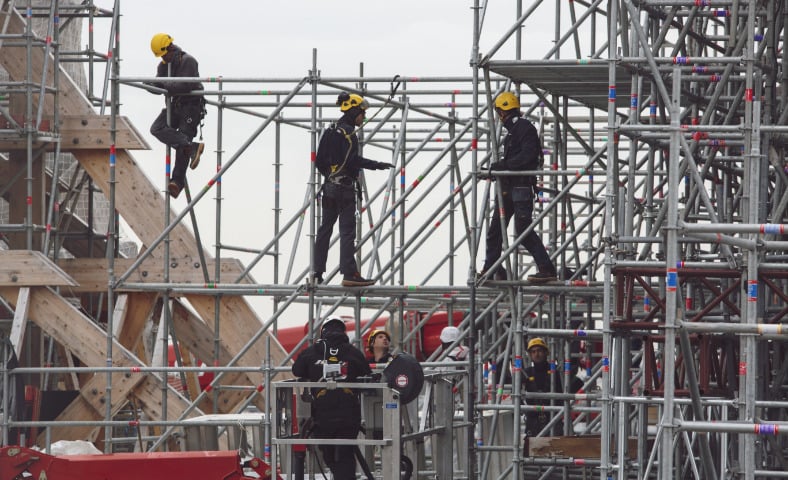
[147,33,205,199]
[292,316,372,480]
[479,91,556,284]
[313,92,394,287]
[522,337,559,435]
[366,329,393,364]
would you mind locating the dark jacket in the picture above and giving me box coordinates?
[491,114,542,188]
[523,361,560,402]
[153,45,203,106]
[523,360,561,435]
[292,331,372,383]
[315,115,390,180]
[368,352,393,365]
[292,331,371,434]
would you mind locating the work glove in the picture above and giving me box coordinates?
[372,162,394,170]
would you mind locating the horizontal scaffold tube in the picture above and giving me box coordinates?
[679,321,785,336]
[679,421,786,435]
[682,222,787,235]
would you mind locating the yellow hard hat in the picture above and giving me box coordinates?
[367,329,391,351]
[527,337,548,352]
[494,91,520,111]
[150,33,173,58]
[337,92,370,112]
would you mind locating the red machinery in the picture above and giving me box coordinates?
[0,446,281,480]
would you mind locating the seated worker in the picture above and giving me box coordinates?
[292,316,372,480]
[523,337,576,436]
[366,329,393,364]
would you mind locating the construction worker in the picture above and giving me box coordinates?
[479,91,556,284]
[292,315,371,480]
[366,329,393,364]
[439,326,468,362]
[313,92,394,287]
[523,337,559,436]
[147,33,205,199]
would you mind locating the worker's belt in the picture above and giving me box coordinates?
[328,176,355,186]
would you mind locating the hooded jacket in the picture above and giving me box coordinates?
[153,45,203,105]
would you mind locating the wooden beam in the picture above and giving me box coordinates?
[525,435,638,459]
[0,115,150,151]
[0,251,77,287]
[171,301,247,413]
[0,7,99,117]
[113,292,159,357]
[9,287,30,358]
[77,148,290,374]
[0,0,290,430]
[58,257,251,293]
[0,286,201,443]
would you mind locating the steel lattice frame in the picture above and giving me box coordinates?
[0,1,786,479]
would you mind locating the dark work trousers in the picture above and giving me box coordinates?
[150,102,202,186]
[314,183,359,276]
[314,425,358,480]
[483,185,553,273]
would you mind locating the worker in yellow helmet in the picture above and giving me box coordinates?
[366,329,392,364]
[523,337,557,435]
[312,92,394,287]
[478,92,556,284]
[146,33,205,199]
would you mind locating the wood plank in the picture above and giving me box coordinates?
[10,287,30,358]
[171,301,245,413]
[0,251,77,286]
[526,435,638,459]
[176,343,204,407]
[0,286,202,444]
[0,116,150,151]
[187,295,291,379]
[113,292,159,357]
[0,0,289,429]
[58,257,251,293]
[0,6,99,117]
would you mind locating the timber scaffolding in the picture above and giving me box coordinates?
[0,0,786,479]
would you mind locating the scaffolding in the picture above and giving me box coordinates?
[0,0,787,479]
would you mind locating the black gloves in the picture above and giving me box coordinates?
[479,162,501,180]
[372,162,394,170]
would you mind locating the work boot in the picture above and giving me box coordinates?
[476,267,507,283]
[311,273,324,286]
[189,142,205,169]
[527,268,557,284]
[167,180,183,199]
[341,272,375,287]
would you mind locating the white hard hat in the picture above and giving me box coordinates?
[440,326,460,344]
[321,315,345,333]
